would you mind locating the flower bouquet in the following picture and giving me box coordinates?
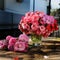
[0,34,29,52]
[0,11,58,52]
[18,11,58,44]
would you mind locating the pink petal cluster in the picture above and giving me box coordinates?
[0,34,29,52]
[6,35,17,51]
[14,41,28,52]
[8,44,14,51]
[42,15,54,24]
[6,35,12,41]
[18,33,29,42]
[9,37,17,45]
[8,37,17,51]
[18,11,58,37]
[0,40,7,50]
[14,33,29,52]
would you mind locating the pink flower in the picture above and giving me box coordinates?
[43,15,54,24]
[39,19,45,25]
[14,41,28,52]
[32,13,39,21]
[8,44,14,51]
[21,23,30,30]
[9,37,17,45]
[18,11,58,38]
[39,26,46,33]
[35,28,41,35]
[18,33,29,42]
[7,37,17,51]
[0,40,7,50]
[31,23,38,31]
[6,35,12,41]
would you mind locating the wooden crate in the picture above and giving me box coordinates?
[0,50,60,60]
[0,37,60,60]
[41,37,60,53]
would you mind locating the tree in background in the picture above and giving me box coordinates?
[51,9,60,24]
[50,9,60,37]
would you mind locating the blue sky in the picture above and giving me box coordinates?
[51,0,60,9]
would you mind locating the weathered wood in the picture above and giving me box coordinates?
[40,37,60,52]
[0,37,60,60]
[0,51,60,60]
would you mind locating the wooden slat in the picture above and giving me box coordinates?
[0,37,60,59]
[0,51,60,60]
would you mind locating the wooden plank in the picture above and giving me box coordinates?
[0,51,60,60]
[0,37,60,59]
[40,37,60,52]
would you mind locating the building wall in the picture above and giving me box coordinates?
[0,0,48,29]
[5,0,47,14]
[0,10,23,29]
[35,0,47,13]
[4,0,30,14]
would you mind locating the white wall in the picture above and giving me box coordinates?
[35,0,47,14]
[30,0,47,13]
[4,0,30,14]
[5,0,47,14]
[30,0,33,11]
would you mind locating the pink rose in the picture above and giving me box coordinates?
[39,19,45,25]
[39,26,45,32]
[14,41,28,52]
[35,28,41,35]
[43,15,54,24]
[8,44,14,51]
[18,33,29,42]
[31,23,38,31]
[0,40,7,50]
[18,11,58,38]
[32,13,39,21]
[6,35,12,41]
[21,23,30,30]
[8,37,17,51]
[9,37,17,45]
